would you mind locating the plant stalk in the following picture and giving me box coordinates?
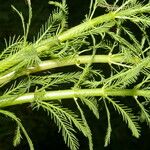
[36,12,116,53]
[0,5,148,79]
[0,88,149,108]
[0,54,140,85]
[36,5,150,53]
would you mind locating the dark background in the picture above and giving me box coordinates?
[0,0,150,150]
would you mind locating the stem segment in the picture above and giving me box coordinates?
[0,54,140,85]
[36,12,116,53]
[0,88,149,108]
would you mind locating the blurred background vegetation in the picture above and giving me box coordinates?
[0,0,150,150]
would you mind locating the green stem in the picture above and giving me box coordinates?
[36,12,116,53]
[0,54,140,85]
[0,88,149,108]
[0,5,147,79]
[27,54,139,73]
[36,4,150,53]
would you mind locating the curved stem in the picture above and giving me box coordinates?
[36,4,150,53]
[0,4,148,83]
[0,54,140,85]
[0,88,149,108]
[27,54,139,73]
[36,12,116,53]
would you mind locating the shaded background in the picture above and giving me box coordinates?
[0,0,150,150]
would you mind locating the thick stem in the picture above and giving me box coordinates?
[36,5,150,53]
[36,12,116,53]
[27,54,140,73]
[0,88,149,108]
[0,54,140,85]
[0,5,147,83]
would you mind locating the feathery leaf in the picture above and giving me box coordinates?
[0,109,34,150]
[105,97,140,138]
[103,100,112,147]
[33,101,88,150]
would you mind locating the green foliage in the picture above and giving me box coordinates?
[103,100,112,147]
[105,96,140,138]
[35,0,68,44]
[0,0,150,150]
[80,97,99,119]
[33,101,80,150]
[0,109,34,150]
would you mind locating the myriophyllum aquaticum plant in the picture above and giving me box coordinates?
[0,0,150,150]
